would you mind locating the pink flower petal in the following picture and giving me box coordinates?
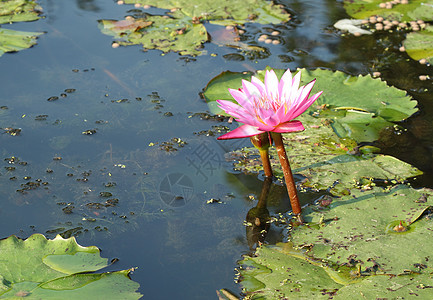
[251,76,266,95]
[275,101,288,122]
[228,88,254,113]
[278,68,293,98]
[272,120,305,133]
[242,79,262,100]
[288,71,302,102]
[217,124,265,140]
[298,79,316,104]
[289,90,323,120]
[261,113,281,128]
[217,68,322,138]
[217,99,247,116]
[265,70,279,100]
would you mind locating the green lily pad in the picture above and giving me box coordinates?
[123,0,291,26]
[99,0,290,55]
[330,111,393,142]
[334,273,433,299]
[202,70,253,114]
[203,68,418,143]
[0,0,43,57]
[298,68,418,123]
[0,28,43,57]
[343,0,433,22]
[404,24,433,64]
[0,234,141,299]
[98,15,208,56]
[240,186,433,298]
[0,0,41,24]
[291,185,433,274]
[239,243,346,299]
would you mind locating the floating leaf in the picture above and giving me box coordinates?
[0,0,41,24]
[123,0,291,26]
[0,28,43,57]
[343,0,433,22]
[240,186,433,298]
[202,70,253,114]
[98,15,208,56]
[203,68,418,127]
[239,243,346,299]
[298,69,418,123]
[0,234,141,299]
[99,0,290,55]
[404,24,433,64]
[330,111,393,142]
[0,0,43,57]
[334,273,433,299]
[291,185,433,274]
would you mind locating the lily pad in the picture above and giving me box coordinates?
[330,110,393,142]
[334,273,433,299]
[404,24,433,64]
[123,0,291,26]
[343,0,433,22]
[0,234,141,299]
[0,0,41,24]
[0,28,43,57]
[0,0,43,57]
[99,0,290,55]
[239,243,345,299]
[98,15,208,56]
[291,185,433,274]
[240,185,433,298]
[203,68,418,140]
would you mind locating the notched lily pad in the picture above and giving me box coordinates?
[0,234,141,299]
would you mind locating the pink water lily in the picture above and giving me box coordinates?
[217,68,323,140]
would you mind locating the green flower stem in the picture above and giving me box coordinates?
[259,149,273,178]
[250,133,273,178]
[271,132,303,222]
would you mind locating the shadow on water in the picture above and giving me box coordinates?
[76,0,101,12]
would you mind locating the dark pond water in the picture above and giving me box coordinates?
[1,0,433,299]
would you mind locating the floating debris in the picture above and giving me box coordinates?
[334,19,372,35]
[47,96,59,102]
[82,129,97,135]
[393,221,408,232]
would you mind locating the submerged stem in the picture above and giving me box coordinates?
[271,132,303,223]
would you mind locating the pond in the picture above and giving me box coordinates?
[1,0,433,299]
